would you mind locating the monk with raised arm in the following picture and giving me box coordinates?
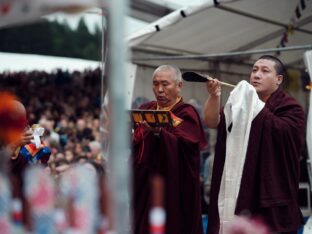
[205,55,306,234]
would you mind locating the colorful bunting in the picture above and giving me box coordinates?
[277,0,311,50]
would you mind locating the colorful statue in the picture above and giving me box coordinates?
[19,124,51,165]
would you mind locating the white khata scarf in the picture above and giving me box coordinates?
[218,80,265,234]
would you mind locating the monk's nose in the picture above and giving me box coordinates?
[253,70,262,79]
[158,86,164,92]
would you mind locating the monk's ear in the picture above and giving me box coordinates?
[176,81,182,90]
[277,75,283,85]
[178,81,182,88]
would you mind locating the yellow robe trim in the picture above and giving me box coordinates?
[157,96,182,111]
[170,112,183,127]
[157,97,183,127]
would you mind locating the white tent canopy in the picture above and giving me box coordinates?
[129,0,312,109]
[129,0,312,71]
[0,52,100,72]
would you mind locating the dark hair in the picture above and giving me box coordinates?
[72,155,88,163]
[257,55,287,78]
[49,158,69,168]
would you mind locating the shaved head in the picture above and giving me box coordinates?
[11,100,27,117]
[0,95,27,145]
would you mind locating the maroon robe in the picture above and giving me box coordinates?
[132,100,207,234]
[208,88,306,233]
[10,153,31,228]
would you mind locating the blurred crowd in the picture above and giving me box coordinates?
[0,68,105,175]
[1,68,213,215]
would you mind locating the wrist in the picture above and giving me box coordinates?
[209,92,221,98]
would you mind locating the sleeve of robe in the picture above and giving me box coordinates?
[256,89,306,231]
[163,104,207,234]
[10,153,32,228]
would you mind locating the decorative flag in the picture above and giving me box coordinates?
[24,166,56,234]
[277,0,311,50]
[59,164,98,234]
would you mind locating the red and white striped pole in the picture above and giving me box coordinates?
[149,175,166,234]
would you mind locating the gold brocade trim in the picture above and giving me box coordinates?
[171,115,183,127]
[157,96,182,111]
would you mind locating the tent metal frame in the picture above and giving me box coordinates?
[132,44,312,62]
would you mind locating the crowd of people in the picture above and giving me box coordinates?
[0,68,113,233]
[0,68,105,170]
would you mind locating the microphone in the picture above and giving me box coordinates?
[182,71,236,88]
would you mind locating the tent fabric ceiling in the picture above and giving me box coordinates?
[129,0,312,70]
[129,0,174,22]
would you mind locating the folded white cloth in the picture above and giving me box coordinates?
[31,127,45,149]
[218,80,265,234]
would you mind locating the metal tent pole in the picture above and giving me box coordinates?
[216,5,312,35]
[108,0,130,233]
[100,9,109,159]
[132,44,312,61]
[100,9,107,105]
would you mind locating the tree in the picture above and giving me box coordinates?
[0,17,102,61]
